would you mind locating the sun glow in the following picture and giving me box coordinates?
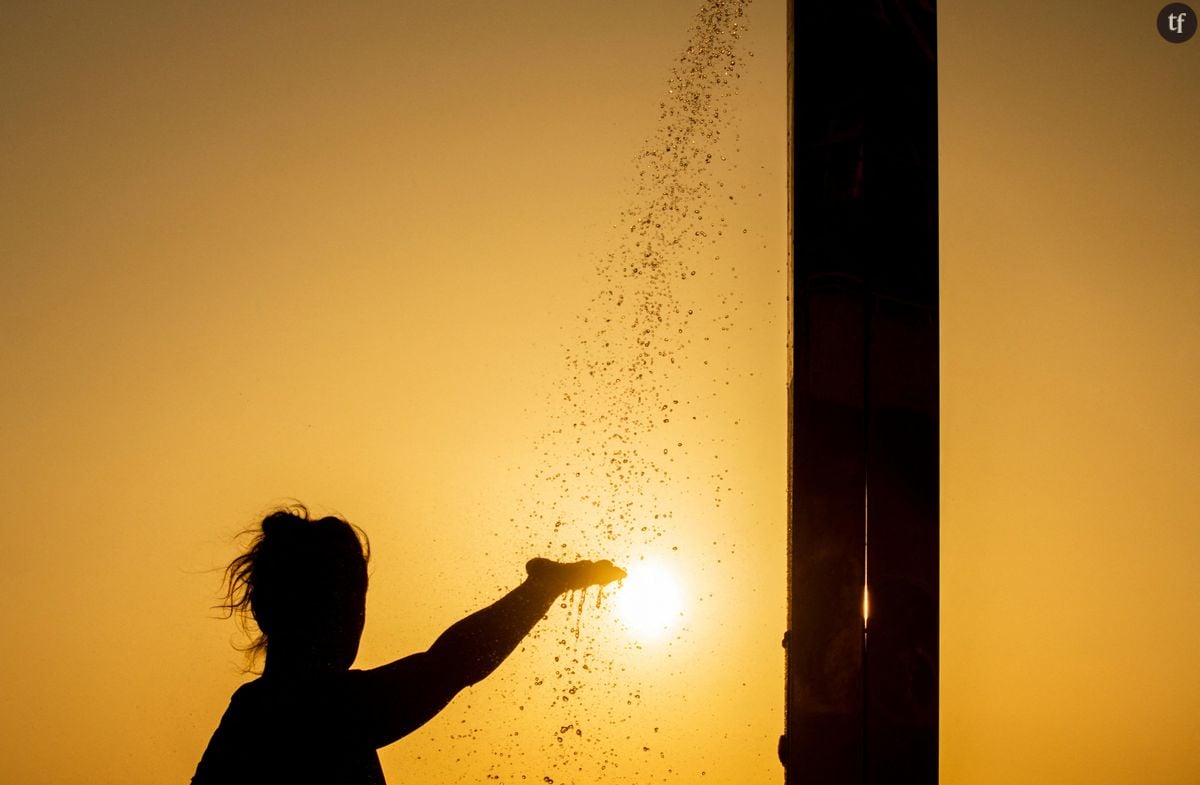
[613,562,685,638]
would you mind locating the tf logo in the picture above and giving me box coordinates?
[1158,3,1198,42]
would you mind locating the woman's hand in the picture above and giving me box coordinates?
[526,558,626,594]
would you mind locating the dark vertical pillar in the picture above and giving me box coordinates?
[783,2,938,783]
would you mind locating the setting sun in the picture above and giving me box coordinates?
[613,562,685,638]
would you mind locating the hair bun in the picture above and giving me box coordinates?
[260,507,310,539]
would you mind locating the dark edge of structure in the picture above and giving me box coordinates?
[783,2,939,783]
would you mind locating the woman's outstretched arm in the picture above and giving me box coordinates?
[356,558,624,747]
[425,558,624,686]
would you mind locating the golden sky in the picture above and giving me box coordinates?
[1,2,786,783]
[941,1,1200,782]
[4,1,1196,783]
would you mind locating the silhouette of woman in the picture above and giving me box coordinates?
[192,506,624,784]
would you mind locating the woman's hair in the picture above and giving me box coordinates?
[220,504,370,666]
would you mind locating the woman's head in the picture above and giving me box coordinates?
[221,505,370,672]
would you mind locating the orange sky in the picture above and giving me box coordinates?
[1,2,786,783]
[941,1,1200,781]
[3,1,1197,783]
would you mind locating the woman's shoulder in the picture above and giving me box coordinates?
[232,671,365,714]
[224,676,268,709]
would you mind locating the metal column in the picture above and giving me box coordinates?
[783,2,938,782]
